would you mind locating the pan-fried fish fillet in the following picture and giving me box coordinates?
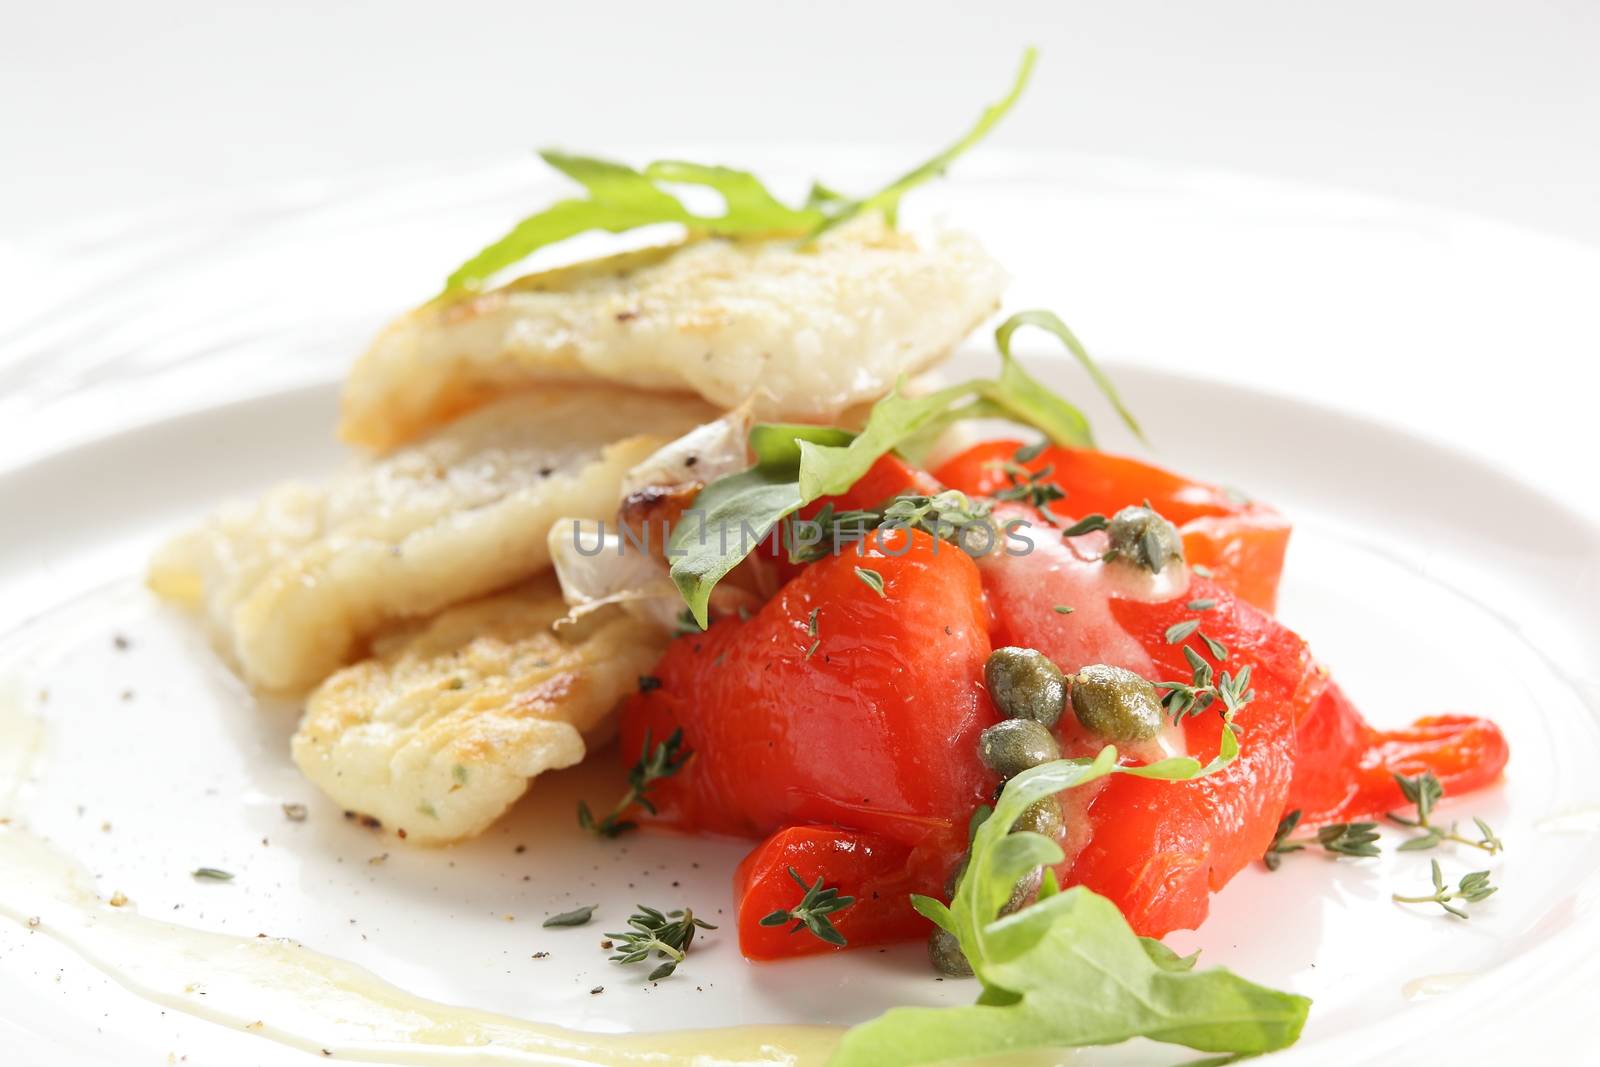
[148,387,714,692]
[293,577,662,844]
[340,217,1008,450]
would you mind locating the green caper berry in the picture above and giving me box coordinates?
[1069,663,1164,742]
[1106,506,1184,573]
[978,719,1060,779]
[947,854,1041,917]
[929,928,973,976]
[1001,866,1043,916]
[944,853,969,898]
[1012,796,1065,839]
[984,646,1066,727]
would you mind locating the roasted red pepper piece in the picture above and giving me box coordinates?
[628,448,1509,958]
[1067,583,1321,935]
[979,519,1323,936]
[733,826,931,958]
[934,440,1291,613]
[621,525,996,853]
[1287,681,1509,824]
[622,528,995,957]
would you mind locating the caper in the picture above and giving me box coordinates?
[1001,866,1043,915]
[1069,663,1164,742]
[946,853,1040,917]
[929,928,973,976]
[984,647,1066,727]
[1106,505,1184,573]
[944,853,969,899]
[1012,796,1064,840]
[978,719,1060,779]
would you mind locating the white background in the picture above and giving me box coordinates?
[4,0,1600,246]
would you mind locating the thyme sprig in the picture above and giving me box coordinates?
[785,502,879,563]
[882,490,994,537]
[1392,859,1497,919]
[758,867,856,946]
[1263,809,1380,870]
[577,728,691,838]
[1388,771,1503,854]
[787,491,994,564]
[993,461,1067,513]
[1156,645,1254,725]
[606,905,717,980]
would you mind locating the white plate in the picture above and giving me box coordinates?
[2,158,1599,1065]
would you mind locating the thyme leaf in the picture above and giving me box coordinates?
[1058,513,1110,538]
[854,566,887,598]
[577,728,691,838]
[1012,440,1047,463]
[543,904,597,928]
[758,867,855,946]
[1163,619,1200,644]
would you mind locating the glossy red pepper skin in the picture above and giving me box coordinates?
[620,526,996,856]
[626,446,1508,958]
[934,440,1291,613]
[1069,583,1321,935]
[1286,681,1509,824]
[977,549,1323,937]
[733,826,928,959]
[935,440,1509,828]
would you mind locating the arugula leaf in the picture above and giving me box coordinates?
[995,308,1145,445]
[809,47,1037,237]
[832,888,1307,1065]
[643,160,815,228]
[746,423,856,468]
[666,465,804,623]
[795,379,983,501]
[831,737,1308,1065]
[669,310,1138,627]
[439,50,1036,296]
[442,153,822,294]
[796,344,1103,498]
